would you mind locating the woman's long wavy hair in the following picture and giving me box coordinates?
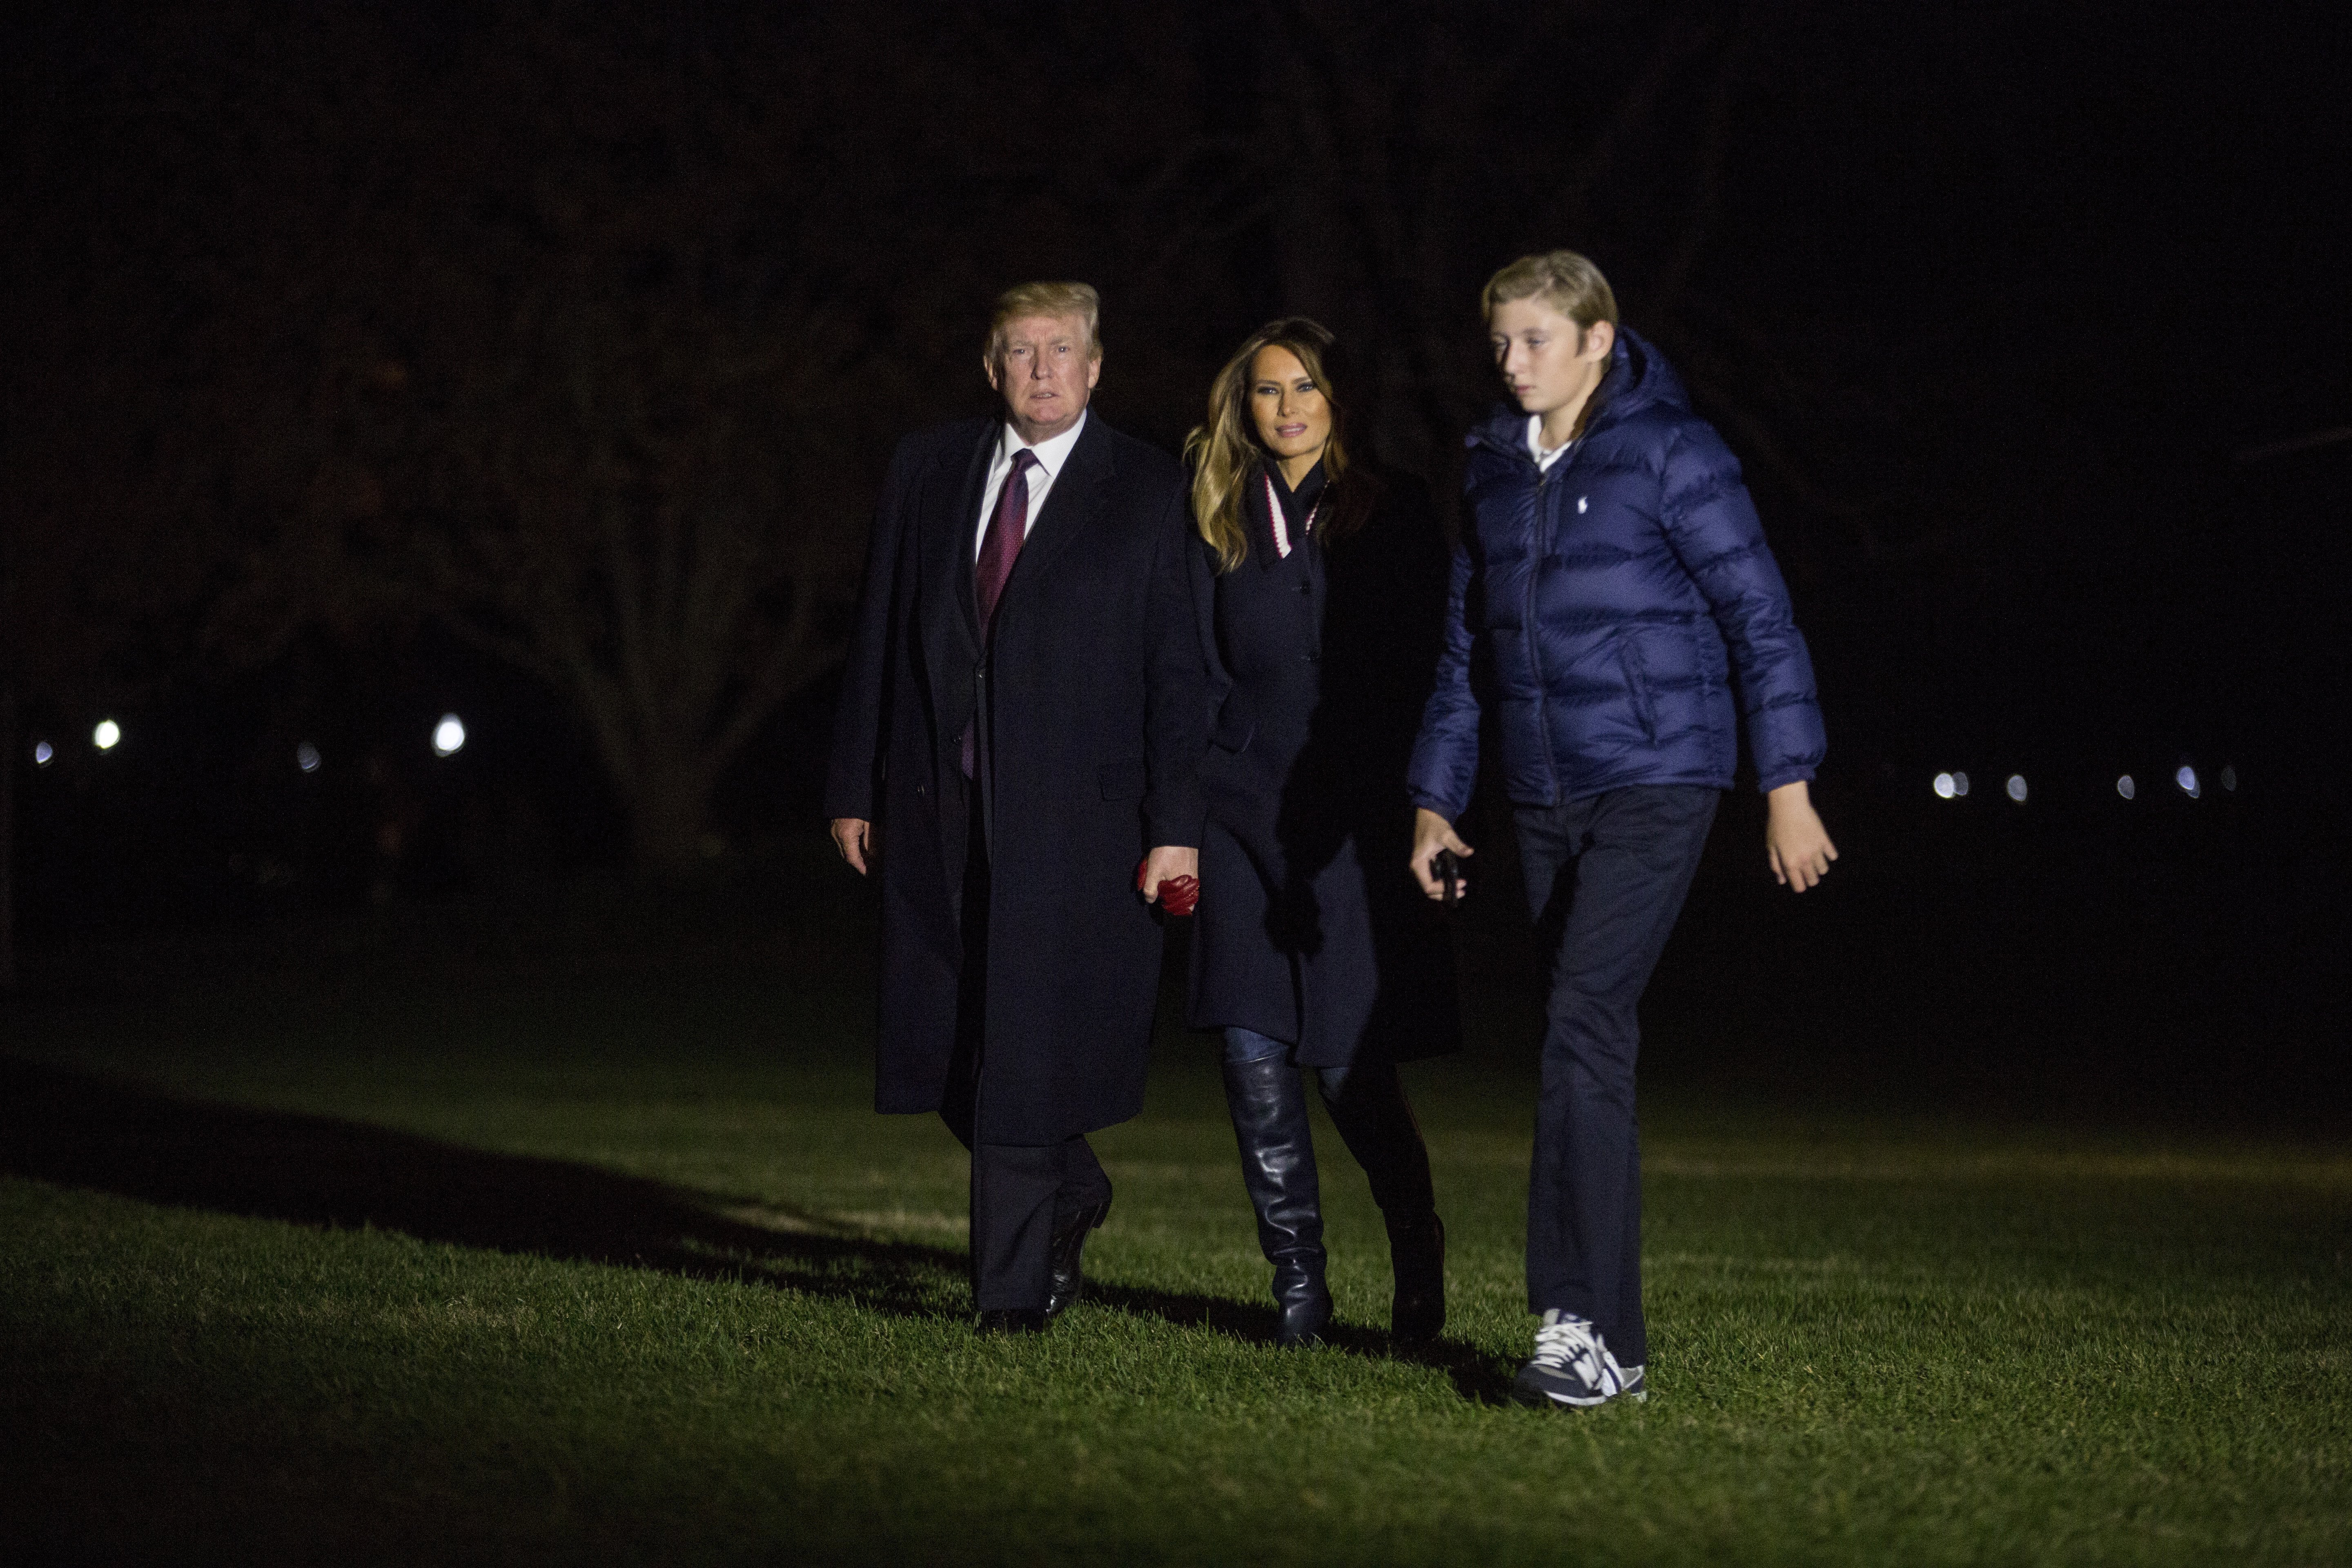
[1185,318,1375,572]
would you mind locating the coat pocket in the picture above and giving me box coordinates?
[1618,635,1659,743]
[1098,758,1147,802]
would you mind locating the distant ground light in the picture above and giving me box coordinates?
[2006,774,2028,803]
[2221,765,2237,791]
[432,715,467,757]
[296,742,322,774]
[1933,771,1972,800]
[2117,774,2136,800]
[2176,765,2201,800]
[93,719,122,751]
[33,740,54,766]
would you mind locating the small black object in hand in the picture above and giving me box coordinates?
[1434,849,1461,909]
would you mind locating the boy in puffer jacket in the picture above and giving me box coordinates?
[1406,249,1836,1409]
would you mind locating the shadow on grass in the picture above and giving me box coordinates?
[1082,1278,1519,1404]
[0,1057,1516,1401]
[0,1056,970,1317]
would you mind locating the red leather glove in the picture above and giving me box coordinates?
[1136,858,1200,917]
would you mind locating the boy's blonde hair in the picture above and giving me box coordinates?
[1481,250,1619,330]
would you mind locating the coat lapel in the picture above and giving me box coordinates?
[925,421,997,662]
[1246,465,1285,573]
[1002,413,1114,604]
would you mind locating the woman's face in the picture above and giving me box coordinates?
[1247,345,1332,468]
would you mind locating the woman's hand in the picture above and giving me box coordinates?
[1764,782,1837,892]
[1410,807,1473,901]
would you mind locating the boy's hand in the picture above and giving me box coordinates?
[1764,782,1837,892]
[1410,808,1474,902]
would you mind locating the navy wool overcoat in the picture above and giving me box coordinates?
[825,414,1206,1145]
[1186,465,1460,1071]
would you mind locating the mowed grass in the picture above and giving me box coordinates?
[2,904,2349,1566]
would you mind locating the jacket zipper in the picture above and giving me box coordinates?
[1526,451,1563,805]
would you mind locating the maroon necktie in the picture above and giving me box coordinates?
[976,448,1038,637]
[962,448,1038,776]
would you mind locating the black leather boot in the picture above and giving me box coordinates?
[1223,1056,1332,1348]
[1323,1062,1445,1344]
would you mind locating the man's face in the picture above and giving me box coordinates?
[987,313,1101,443]
[1490,298,1612,418]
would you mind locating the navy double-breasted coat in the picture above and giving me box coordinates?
[1185,465,1460,1071]
[825,414,1206,1145]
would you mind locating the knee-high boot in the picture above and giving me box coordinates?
[1323,1061,1446,1344]
[1223,1056,1332,1348]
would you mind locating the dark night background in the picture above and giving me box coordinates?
[3,3,2347,1124]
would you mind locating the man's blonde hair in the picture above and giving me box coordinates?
[1481,250,1619,330]
[987,281,1102,365]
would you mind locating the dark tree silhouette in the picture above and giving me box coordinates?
[3,0,1922,911]
[191,11,936,874]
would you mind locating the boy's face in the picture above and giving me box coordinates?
[1490,298,1614,419]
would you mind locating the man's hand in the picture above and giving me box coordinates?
[1410,807,1473,902]
[1138,845,1199,906]
[830,817,875,876]
[1764,781,1837,892]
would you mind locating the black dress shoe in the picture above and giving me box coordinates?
[976,1308,1048,1336]
[1045,1193,1112,1318]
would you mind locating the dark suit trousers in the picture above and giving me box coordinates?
[937,767,1114,1312]
[1515,784,1719,1368]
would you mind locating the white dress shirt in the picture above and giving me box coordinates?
[974,410,1090,558]
[1528,414,1577,472]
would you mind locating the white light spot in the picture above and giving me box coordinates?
[2116,774,2135,800]
[2006,774,2028,803]
[2220,765,2237,792]
[33,740,54,766]
[2175,764,2199,799]
[1951,771,1971,797]
[93,719,122,751]
[296,742,322,774]
[1577,496,1589,513]
[1933,772,1956,799]
[432,714,467,757]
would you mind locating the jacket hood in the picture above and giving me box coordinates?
[1466,326,1688,454]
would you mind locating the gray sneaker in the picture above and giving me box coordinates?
[1512,1310,1645,1408]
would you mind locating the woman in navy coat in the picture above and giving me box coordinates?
[1184,318,1459,1347]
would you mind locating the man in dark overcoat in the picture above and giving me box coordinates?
[825,281,1204,1333]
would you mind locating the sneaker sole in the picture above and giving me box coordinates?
[1511,1382,1648,1410]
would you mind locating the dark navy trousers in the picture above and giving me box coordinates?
[1515,784,1719,1368]
[938,765,1114,1311]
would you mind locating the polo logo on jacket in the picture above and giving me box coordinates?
[1577,496,1588,512]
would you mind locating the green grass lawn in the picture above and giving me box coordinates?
[3,898,2348,1565]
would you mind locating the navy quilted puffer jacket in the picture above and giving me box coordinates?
[1406,328,1825,818]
